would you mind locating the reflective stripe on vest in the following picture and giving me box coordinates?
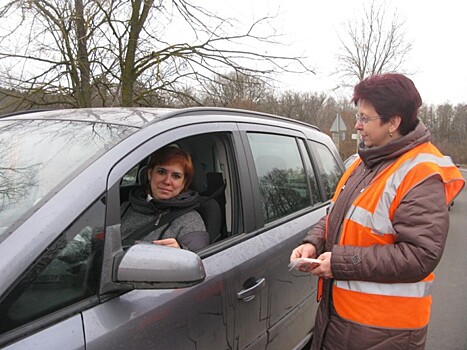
[335,277,434,298]
[345,151,464,237]
[329,142,465,329]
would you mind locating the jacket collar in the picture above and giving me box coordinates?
[358,120,431,168]
[129,186,200,215]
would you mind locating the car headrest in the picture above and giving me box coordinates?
[138,165,148,185]
[190,158,207,194]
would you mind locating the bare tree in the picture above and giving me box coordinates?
[0,0,96,109]
[419,102,467,164]
[419,105,439,140]
[0,0,312,109]
[200,71,270,110]
[336,0,412,86]
[436,103,454,143]
[450,104,467,163]
[267,91,328,126]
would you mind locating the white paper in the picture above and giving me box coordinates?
[288,257,322,271]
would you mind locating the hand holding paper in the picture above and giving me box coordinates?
[288,257,322,272]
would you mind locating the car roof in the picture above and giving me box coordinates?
[0,107,320,131]
[0,108,175,128]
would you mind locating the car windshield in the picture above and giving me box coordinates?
[0,118,135,238]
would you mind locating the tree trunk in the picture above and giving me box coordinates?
[74,0,91,107]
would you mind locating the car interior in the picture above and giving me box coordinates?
[119,132,234,246]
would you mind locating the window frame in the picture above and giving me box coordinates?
[306,139,344,201]
[246,133,313,223]
[105,121,253,261]
[238,123,319,228]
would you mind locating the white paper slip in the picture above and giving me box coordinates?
[288,258,322,271]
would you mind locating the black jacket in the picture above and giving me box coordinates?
[121,187,208,251]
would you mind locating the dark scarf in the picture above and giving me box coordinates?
[128,186,200,215]
[358,119,431,168]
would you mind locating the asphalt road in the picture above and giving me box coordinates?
[426,168,467,350]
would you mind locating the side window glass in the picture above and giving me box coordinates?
[0,198,106,335]
[247,133,310,223]
[121,164,139,186]
[120,164,140,205]
[310,141,343,200]
[298,139,322,205]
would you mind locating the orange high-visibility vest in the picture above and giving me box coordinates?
[328,143,464,329]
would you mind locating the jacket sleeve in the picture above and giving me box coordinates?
[302,215,327,255]
[331,175,450,283]
[175,211,209,251]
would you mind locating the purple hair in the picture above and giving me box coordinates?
[352,73,422,135]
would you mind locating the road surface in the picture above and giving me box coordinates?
[426,168,467,350]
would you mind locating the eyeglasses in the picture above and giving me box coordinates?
[355,113,383,124]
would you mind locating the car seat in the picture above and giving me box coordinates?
[190,161,225,244]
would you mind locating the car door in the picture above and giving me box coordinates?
[1,316,85,350]
[82,120,253,349]
[235,122,332,349]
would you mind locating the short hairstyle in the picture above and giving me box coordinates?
[147,146,194,192]
[351,73,422,135]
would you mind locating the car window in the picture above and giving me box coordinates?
[121,165,139,186]
[0,198,106,335]
[309,141,343,200]
[118,132,234,248]
[247,133,311,223]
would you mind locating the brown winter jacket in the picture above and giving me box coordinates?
[304,121,451,350]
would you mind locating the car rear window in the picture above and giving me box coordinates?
[247,133,315,223]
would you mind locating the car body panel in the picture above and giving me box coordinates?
[2,315,85,350]
[82,208,324,349]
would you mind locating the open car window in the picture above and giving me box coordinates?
[118,132,236,251]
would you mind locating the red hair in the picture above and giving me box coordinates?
[147,147,194,192]
[352,74,422,135]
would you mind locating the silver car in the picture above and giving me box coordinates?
[343,153,359,169]
[0,107,344,349]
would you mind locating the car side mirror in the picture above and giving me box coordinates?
[116,243,206,289]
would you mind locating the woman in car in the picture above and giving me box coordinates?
[121,146,209,251]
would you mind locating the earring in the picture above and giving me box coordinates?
[389,130,393,137]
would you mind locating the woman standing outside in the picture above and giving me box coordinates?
[121,146,209,251]
[291,74,464,349]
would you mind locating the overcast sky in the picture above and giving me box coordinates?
[209,0,466,105]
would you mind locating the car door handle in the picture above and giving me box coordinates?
[237,277,266,302]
